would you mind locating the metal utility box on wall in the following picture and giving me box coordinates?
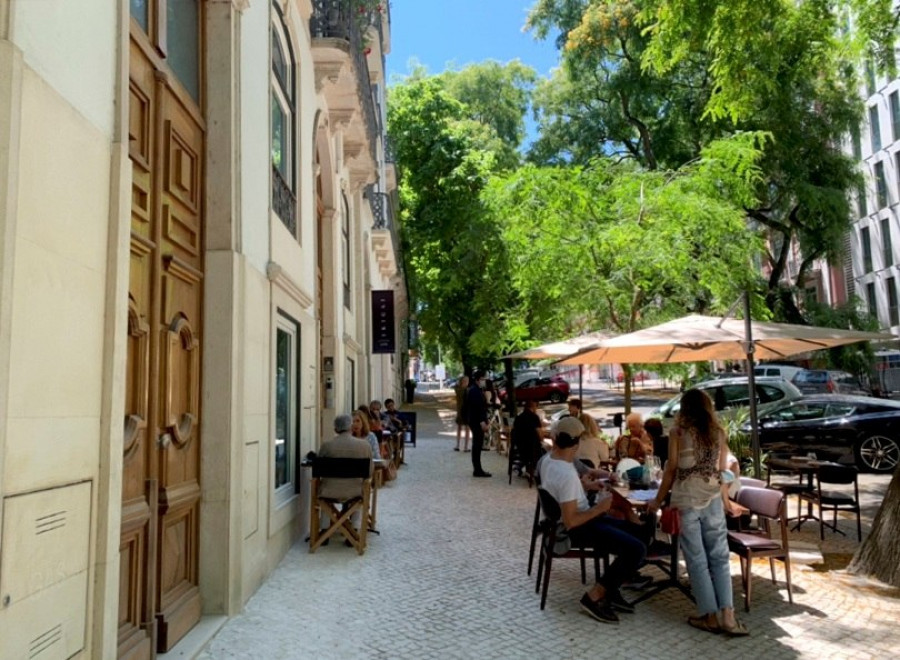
[0,481,92,659]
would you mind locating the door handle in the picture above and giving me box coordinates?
[158,432,172,449]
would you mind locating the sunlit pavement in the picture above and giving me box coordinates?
[196,390,900,660]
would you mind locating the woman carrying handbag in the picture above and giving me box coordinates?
[648,388,749,637]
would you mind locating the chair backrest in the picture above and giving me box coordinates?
[537,488,562,523]
[818,463,857,485]
[579,458,595,469]
[740,476,767,489]
[736,486,784,520]
[312,457,371,479]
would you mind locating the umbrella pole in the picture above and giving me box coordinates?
[743,292,762,479]
[579,365,583,400]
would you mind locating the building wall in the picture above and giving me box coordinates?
[0,0,403,656]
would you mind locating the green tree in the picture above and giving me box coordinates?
[485,132,767,406]
[440,60,538,170]
[388,71,528,370]
[526,0,874,324]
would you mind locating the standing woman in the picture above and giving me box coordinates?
[648,389,749,637]
[454,376,470,452]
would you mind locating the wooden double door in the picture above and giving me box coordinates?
[120,17,204,660]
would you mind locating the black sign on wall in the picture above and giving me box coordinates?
[371,290,396,354]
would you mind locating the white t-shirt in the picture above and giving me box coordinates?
[539,456,590,513]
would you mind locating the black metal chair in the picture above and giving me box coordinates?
[534,488,604,610]
[766,454,812,524]
[728,486,794,611]
[800,464,862,541]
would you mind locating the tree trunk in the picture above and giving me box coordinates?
[846,465,900,588]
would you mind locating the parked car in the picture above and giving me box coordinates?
[743,394,900,473]
[500,375,571,403]
[650,376,803,431]
[753,364,804,382]
[791,369,869,396]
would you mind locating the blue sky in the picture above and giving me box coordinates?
[385,0,561,81]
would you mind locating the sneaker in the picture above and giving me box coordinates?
[473,471,493,478]
[607,590,635,613]
[622,573,653,590]
[579,594,619,624]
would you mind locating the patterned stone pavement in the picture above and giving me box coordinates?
[196,391,900,660]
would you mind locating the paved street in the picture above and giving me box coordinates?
[196,390,899,660]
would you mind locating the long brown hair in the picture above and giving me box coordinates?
[352,410,371,438]
[675,388,723,448]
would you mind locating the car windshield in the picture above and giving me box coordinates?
[766,401,857,422]
[796,371,826,383]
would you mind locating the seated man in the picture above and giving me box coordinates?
[540,423,647,624]
[318,413,374,508]
[511,399,545,480]
[383,398,408,435]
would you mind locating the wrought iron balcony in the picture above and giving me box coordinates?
[272,165,297,235]
[367,185,402,277]
[310,0,379,164]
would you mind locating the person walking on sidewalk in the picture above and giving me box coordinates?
[648,388,749,637]
[466,371,491,477]
[454,375,470,452]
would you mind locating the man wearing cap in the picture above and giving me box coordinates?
[539,416,647,624]
[465,370,492,477]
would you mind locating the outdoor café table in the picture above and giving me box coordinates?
[765,456,837,531]
[611,483,694,605]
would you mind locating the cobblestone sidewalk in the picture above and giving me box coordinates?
[197,392,900,660]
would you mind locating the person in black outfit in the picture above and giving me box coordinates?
[466,370,491,477]
[512,399,544,481]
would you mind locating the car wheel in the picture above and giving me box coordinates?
[855,434,900,473]
[548,391,564,404]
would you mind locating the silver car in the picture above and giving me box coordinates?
[650,376,804,431]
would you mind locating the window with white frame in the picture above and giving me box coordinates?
[869,105,882,153]
[275,313,300,494]
[342,192,352,309]
[346,357,356,411]
[857,181,868,218]
[888,277,899,326]
[882,217,893,268]
[867,281,878,320]
[862,226,873,273]
[891,91,900,141]
[875,161,888,209]
[271,3,297,235]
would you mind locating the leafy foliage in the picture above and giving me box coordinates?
[388,69,535,369]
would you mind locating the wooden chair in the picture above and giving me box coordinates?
[800,464,862,541]
[309,457,372,555]
[534,488,604,610]
[728,486,793,612]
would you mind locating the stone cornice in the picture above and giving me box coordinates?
[266,261,314,309]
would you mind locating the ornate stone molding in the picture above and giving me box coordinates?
[343,333,362,354]
[266,261,314,309]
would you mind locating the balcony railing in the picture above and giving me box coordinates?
[272,165,297,235]
[310,0,379,161]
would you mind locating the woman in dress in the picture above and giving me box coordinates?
[648,389,749,637]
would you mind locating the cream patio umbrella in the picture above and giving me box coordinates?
[557,313,896,475]
[502,331,616,400]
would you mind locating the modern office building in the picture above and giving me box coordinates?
[0,1,405,657]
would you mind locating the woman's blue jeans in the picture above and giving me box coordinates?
[678,496,734,616]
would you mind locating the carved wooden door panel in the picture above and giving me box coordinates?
[123,17,203,659]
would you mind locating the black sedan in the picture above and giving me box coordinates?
[743,395,900,473]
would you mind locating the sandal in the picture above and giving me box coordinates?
[721,620,750,637]
[687,616,721,635]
